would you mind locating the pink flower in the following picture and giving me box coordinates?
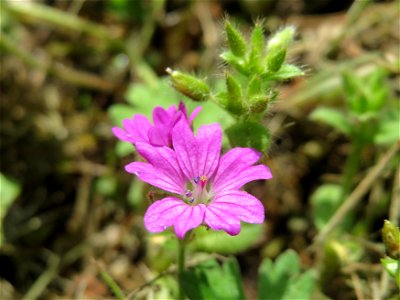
[125,119,272,239]
[112,101,201,147]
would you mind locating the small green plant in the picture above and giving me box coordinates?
[258,250,317,300]
[310,69,399,232]
[167,21,303,152]
[178,250,316,300]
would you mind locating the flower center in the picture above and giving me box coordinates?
[184,175,210,205]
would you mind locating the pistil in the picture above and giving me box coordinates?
[184,175,209,205]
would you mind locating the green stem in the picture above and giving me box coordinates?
[97,261,126,300]
[177,239,186,300]
[341,137,364,200]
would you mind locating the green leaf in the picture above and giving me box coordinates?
[191,100,235,135]
[309,107,352,136]
[220,52,248,75]
[284,270,317,300]
[125,79,181,115]
[180,258,246,300]
[342,72,361,100]
[381,257,400,288]
[258,250,316,300]
[115,140,135,157]
[0,173,21,244]
[226,121,270,152]
[0,173,20,244]
[373,111,400,145]
[95,175,117,197]
[108,104,137,125]
[262,64,304,81]
[0,173,20,210]
[190,223,263,254]
[258,250,300,300]
[127,179,145,208]
[310,184,343,231]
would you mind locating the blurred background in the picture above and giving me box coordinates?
[0,0,399,299]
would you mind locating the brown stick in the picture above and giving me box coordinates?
[313,141,400,246]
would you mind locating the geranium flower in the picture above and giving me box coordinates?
[125,119,272,239]
[112,101,201,147]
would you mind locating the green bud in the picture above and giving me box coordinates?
[225,21,247,57]
[247,76,262,97]
[251,23,264,55]
[267,26,295,52]
[248,24,264,73]
[226,73,244,115]
[167,68,210,102]
[265,26,295,72]
[220,51,248,75]
[382,220,400,259]
[248,94,269,113]
[266,49,286,72]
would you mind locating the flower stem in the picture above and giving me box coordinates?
[341,138,364,199]
[177,238,186,300]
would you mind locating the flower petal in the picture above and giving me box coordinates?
[148,127,170,147]
[167,105,178,115]
[211,190,265,223]
[112,115,151,144]
[212,148,272,193]
[134,142,186,191]
[188,106,202,124]
[172,119,198,179]
[172,120,221,180]
[196,123,221,178]
[153,107,173,127]
[177,101,202,125]
[125,161,182,194]
[144,197,205,239]
[204,190,265,235]
[203,205,241,235]
[173,203,205,239]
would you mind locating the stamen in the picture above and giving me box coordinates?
[185,190,192,197]
[189,197,195,203]
[193,176,200,184]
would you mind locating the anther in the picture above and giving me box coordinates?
[185,190,192,197]
[193,176,200,184]
[189,198,195,203]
